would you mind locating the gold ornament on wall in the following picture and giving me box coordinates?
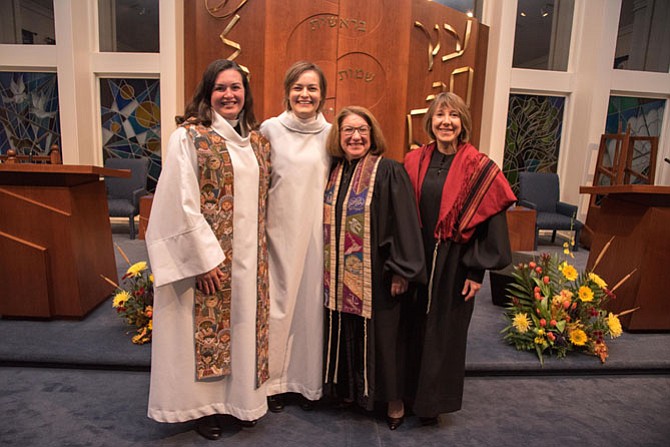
[206,0,251,75]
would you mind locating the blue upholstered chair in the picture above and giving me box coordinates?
[517,172,583,251]
[104,157,149,240]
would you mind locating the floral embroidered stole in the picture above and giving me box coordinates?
[324,154,381,319]
[186,124,270,387]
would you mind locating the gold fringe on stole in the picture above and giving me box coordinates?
[361,156,380,318]
[326,167,343,312]
[363,318,369,396]
[426,240,440,314]
[333,311,342,384]
[325,309,334,384]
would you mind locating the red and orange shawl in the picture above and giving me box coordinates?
[404,142,516,243]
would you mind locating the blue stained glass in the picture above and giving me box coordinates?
[100,78,162,192]
[0,72,61,156]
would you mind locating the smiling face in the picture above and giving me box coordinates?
[289,70,322,119]
[431,105,462,153]
[339,113,371,161]
[210,68,245,120]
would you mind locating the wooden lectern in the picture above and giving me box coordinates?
[0,164,130,319]
[580,185,670,331]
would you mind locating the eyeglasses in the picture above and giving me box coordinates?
[340,125,370,136]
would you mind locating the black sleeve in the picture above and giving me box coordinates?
[461,210,512,284]
[375,159,427,285]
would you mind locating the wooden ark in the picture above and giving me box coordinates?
[184,0,488,161]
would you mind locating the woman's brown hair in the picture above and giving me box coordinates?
[325,106,387,159]
[176,59,257,131]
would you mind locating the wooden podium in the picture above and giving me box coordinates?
[580,185,670,331]
[0,164,130,318]
[506,206,536,252]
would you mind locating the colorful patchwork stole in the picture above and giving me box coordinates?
[323,154,381,319]
[185,124,271,387]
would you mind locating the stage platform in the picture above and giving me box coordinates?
[1,229,669,446]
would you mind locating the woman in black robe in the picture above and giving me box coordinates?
[323,106,425,430]
[404,92,516,425]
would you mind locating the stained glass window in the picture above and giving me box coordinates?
[504,94,565,194]
[0,72,61,156]
[100,78,161,191]
[603,96,665,185]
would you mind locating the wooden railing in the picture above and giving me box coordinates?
[0,145,62,164]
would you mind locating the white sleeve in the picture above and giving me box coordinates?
[145,128,225,287]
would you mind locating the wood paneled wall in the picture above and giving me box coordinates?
[184,0,488,161]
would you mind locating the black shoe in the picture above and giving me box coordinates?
[335,398,354,410]
[419,416,439,426]
[234,417,257,428]
[386,415,404,430]
[300,398,315,411]
[195,415,222,440]
[268,395,285,413]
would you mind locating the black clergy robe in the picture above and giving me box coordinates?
[325,157,426,410]
[405,150,512,417]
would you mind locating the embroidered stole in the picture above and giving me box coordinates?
[186,124,270,387]
[324,154,381,319]
[323,154,380,396]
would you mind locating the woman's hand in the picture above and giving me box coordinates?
[196,267,225,295]
[461,279,481,301]
[390,275,409,296]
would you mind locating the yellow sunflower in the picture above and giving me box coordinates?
[126,261,148,277]
[569,328,588,346]
[578,286,594,302]
[112,290,131,308]
[588,272,607,289]
[560,264,578,281]
[607,312,623,338]
[512,313,531,333]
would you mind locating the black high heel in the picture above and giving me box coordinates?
[386,415,404,430]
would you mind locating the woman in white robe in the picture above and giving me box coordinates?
[260,61,331,411]
[146,60,272,441]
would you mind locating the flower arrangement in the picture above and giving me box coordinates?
[101,245,154,344]
[502,238,635,364]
